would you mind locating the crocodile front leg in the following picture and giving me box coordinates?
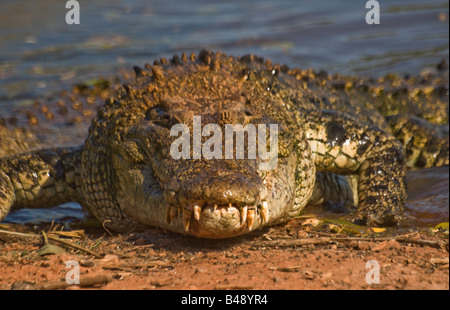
[304,110,407,226]
[0,147,84,221]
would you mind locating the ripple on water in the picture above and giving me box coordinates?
[3,202,85,226]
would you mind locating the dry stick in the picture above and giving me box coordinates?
[48,221,55,233]
[395,237,447,249]
[102,260,169,272]
[326,235,448,249]
[0,229,40,242]
[0,229,102,258]
[252,237,331,247]
[313,230,398,240]
[269,265,303,272]
[47,235,102,258]
[253,230,448,249]
[318,230,448,249]
[40,275,112,290]
[430,257,449,265]
[102,220,114,237]
[41,230,49,244]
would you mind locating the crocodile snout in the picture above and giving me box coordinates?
[164,159,269,238]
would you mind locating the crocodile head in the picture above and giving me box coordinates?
[81,51,316,238]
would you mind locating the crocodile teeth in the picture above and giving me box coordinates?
[193,205,202,221]
[247,209,255,230]
[166,206,177,224]
[260,201,269,224]
[240,206,248,224]
[182,209,193,231]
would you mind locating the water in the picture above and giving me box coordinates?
[1,0,448,103]
[0,0,448,226]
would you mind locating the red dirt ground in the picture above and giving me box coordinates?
[0,167,448,291]
[0,218,448,291]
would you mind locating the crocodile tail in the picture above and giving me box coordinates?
[0,146,84,219]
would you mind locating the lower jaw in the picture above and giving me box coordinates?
[188,222,250,238]
[181,204,263,239]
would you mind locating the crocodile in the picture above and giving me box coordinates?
[0,50,448,238]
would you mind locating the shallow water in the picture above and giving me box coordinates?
[405,166,449,227]
[0,0,449,227]
[1,0,448,104]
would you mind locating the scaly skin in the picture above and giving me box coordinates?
[0,51,448,238]
[0,126,39,158]
[0,147,83,216]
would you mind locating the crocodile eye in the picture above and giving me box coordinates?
[145,105,176,129]
[146,105,170,120]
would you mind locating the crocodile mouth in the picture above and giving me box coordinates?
[166,201,269,238]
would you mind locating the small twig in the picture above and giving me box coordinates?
[252,237,331,247]
[102,261,169,271]
[102,220,114,237]
[48,221,55,233]
[47,236,102,258]
[134,244,154,248]
[430,257,449,265]
[0,229,101,257]
[41,275,112,290]
[49,230,86,240]
[269,265,302,272]
[326,234,448,249]
[0,229,40,242]
[41,230,49,244]
[0,229,38,238]
[254,230,448,249]
[90,239,103,250]
[396,237,448,249]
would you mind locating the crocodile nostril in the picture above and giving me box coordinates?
[166,160,263,208]
[177,172,261,207]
